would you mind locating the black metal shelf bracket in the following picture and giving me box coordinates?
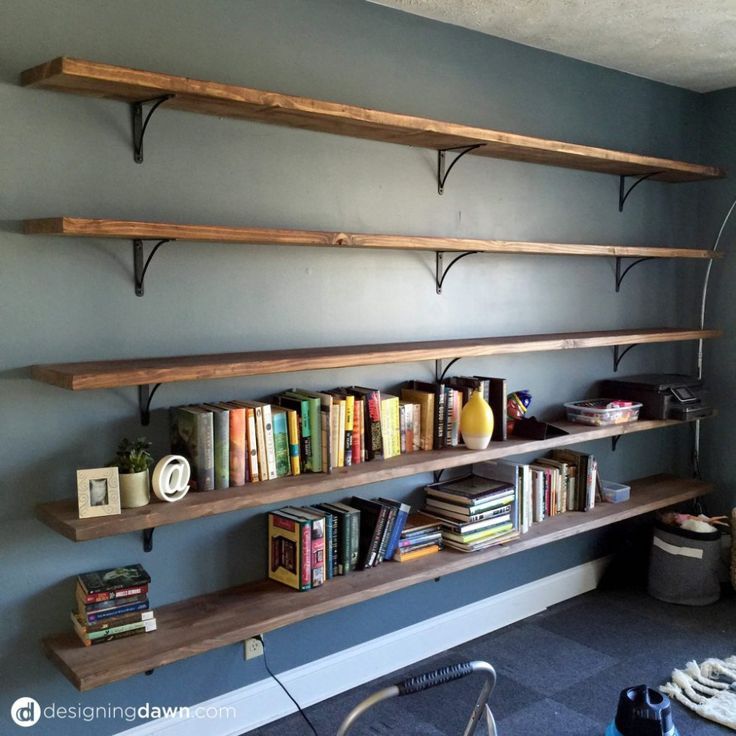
[142,527,155,553]
[437,144,484,194]
[145,669,155,676]
[618,172,662,212]
[612,344,638,372]
[611,435,622,452]
[615,256,654,292]
[133,238,173,296]
[131,94,175,163]
[435,251,477,294]
[435,357,461,382]
[139,383,162,426]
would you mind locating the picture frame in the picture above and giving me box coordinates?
[77,467,121,519]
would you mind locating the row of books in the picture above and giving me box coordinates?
[170,389,420,491]
[422,475,520,552]
[71,564,155,647]
[169,376,509,492]
[473,449,599,534]
[268,497,441,590]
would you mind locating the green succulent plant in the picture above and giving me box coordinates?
[110,437,154,474]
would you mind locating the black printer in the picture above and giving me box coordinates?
[600,374,712,421]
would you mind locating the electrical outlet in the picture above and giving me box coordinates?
[244,636,263,660]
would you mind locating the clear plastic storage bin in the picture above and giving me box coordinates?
[600,479,631,503]
[564,399,642,426]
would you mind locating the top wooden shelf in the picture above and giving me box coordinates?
[24,217,722,260]
[31,327,721,391]
[21,57,725,182]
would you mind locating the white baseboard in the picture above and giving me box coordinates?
[118,556,610,736]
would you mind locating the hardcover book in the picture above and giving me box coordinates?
[203,404,230,489]
[270,407,292,478]
[268,510,311,591]
[170,406,215,491]
[77,564,151,595]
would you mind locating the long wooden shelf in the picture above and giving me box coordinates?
[24,217,722,260]
[42,474,710,691]
[21,58,725,182]
[37,418,701,542]
[31,328,721,391]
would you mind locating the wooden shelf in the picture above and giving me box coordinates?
[24,217,722,260]
[37,418,701,542]
[31,328,720,391]
[42,474,710,691]
[21,58,725,182]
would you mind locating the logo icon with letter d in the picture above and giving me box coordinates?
[11,698,41,727]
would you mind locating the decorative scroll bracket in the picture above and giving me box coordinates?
[435,357,461,383]
[142,527,155,553]
[612,344,638,372]
[437,144,484,194]
[133,239,173,296]
[138,383,162,426]
[131,94,175,163]
[618,172,662,212]
[615,256,654,292]
[435,251,477,294]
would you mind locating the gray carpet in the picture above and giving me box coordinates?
[248,586,736,735]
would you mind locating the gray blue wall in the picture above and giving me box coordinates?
[1,1,725,733]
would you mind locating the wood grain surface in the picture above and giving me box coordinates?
[24,217,722,259]
[42,474,711,690]
[21,58,725,181]
[31,328,722,390]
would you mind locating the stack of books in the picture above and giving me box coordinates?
[474,449,599,534]
[423,474,519,552]
[71,564,155,646]
[267,497,413,590]
[169,387,423,491]
[394,513,443,562]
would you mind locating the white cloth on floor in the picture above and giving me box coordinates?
[661,656,736,730]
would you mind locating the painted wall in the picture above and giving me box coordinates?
[699,89,736,511]
[0,1,713,733]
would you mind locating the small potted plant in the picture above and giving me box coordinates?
[111,437,154,508]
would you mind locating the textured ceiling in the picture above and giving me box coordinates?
[368,0,736,92]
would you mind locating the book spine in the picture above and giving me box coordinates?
[244,407,260,483]
[85,601,149,623]
[399,403,407,454]
[364,391,382,460]
[308,398,322,473]
[79,585,148,604]
[272,410,291,478]
[80,592,146,612]
[197,411,215,491]
[331,403,342,468]
[488,378,507,442]
[79,626,150,647]
[434,384,446,450]
[377,504,397,562]
[229,407,246,487]
[300,521,312,590]
[348,510,360,572]
[351,399,362,465]
[285,409,301,476]
[343,395,354,467]
[253,406,268,481]
[309,518,325,587]
[211,408,230,489]
[261,404,278,480]
[391,398,400,458]
[383,506,409,560]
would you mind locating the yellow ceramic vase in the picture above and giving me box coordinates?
[460,390,494,449]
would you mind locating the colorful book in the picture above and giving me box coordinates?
[170,406,215,491]
[377,498,412,560]
[77,589,147,614]
[283,391,323,473]
[394,544,441,562]
[215,402,246,486]
[268,510,311,591]
[400,385,434,451]
[350,497,390,568]
[83,599,150,623]
[76,583,148,605]
[270,407,292,478]
[345,387,382,460]
[274,394,311,473]
[282,507,326,587]
[72,609,155,633]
